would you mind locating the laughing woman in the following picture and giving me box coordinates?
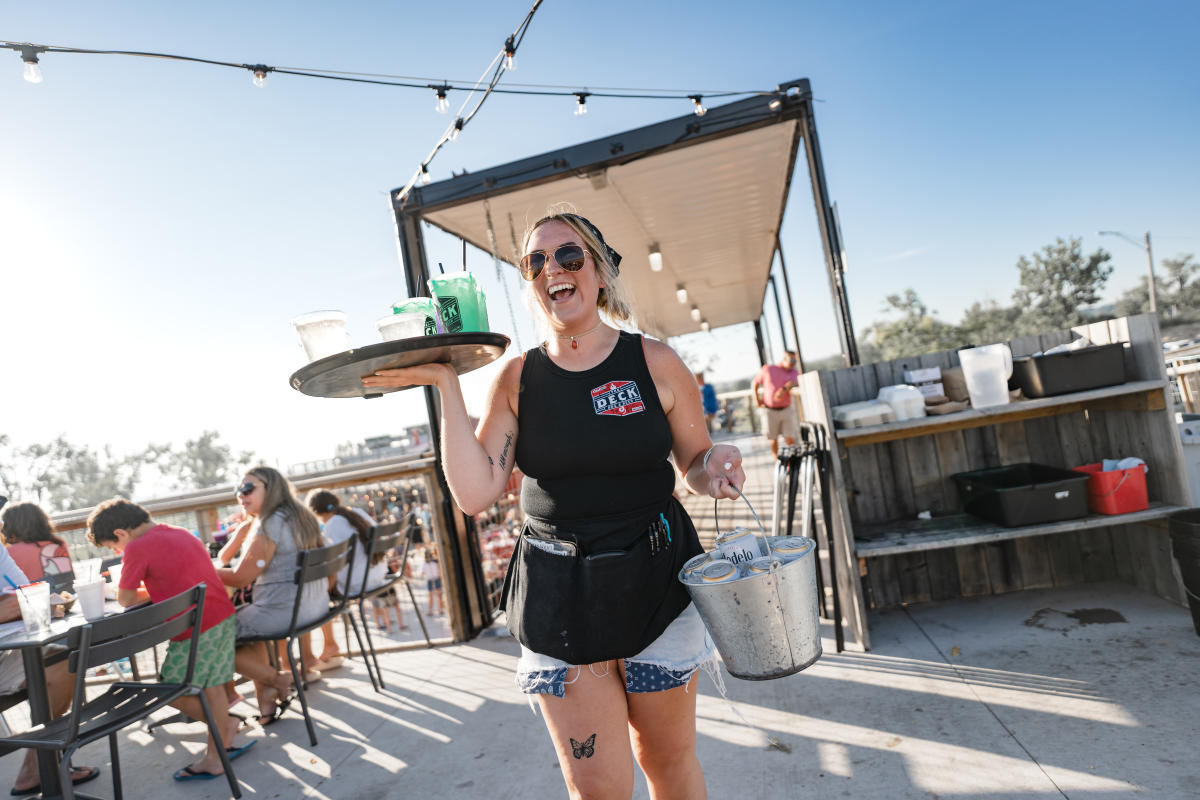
[363,208,743,799]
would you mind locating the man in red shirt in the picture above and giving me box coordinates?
[87,499,255,781]
[750,350,800,457]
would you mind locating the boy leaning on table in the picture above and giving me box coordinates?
[86,498,255,782]
[0,542,102,795]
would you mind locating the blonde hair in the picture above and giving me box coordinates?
[520,204,635,331]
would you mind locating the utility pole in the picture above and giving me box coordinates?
[1099,230,1157,313]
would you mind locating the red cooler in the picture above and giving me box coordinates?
[1073,462,1149,515]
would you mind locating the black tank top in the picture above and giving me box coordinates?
[515,331,675,521]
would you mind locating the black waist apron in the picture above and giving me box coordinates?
[500,496,703,665]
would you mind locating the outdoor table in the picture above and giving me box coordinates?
[0,599,124,800]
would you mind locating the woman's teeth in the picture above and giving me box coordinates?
[547,282,576,301]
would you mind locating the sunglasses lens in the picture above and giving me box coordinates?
[519,252,546,281]
[555,245,586,271]
[237,482,255,496]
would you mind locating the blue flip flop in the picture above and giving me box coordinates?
[225,740,257,761]
[174,766,220,782]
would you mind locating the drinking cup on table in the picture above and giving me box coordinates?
[428,273,486,333]
[16,581,51,634]
[375,312,428,342]
[104,564,123,598]
[76,580,106,622]
[75,558,101,585]
[291,310,350,362]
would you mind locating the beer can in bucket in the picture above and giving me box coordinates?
[715,527,763,571]
[698,559,739,584]
[770,536,814,562]
[680,552,712,583]
[747,556,783,574]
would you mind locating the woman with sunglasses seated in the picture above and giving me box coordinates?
[216,467,327,724]
[364,207,744,799]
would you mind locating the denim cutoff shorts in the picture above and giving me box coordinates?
[516,602,715,698]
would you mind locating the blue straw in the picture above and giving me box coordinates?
[3,575,21,592]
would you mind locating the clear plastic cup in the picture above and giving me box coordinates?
[428,274,487,333]
[391,298,442,335]
[16,582,51,634]
[291,310,350,361]
[104,563,123,599]
[375,312,428,342]
[75,558,101,585]
[76,579,106,621]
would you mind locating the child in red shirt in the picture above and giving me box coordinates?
[87,499,257,781]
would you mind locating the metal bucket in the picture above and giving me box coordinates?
[680,488,822,680]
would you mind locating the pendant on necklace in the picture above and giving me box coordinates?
[570,338,579,349]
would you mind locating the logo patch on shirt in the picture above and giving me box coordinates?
[591,380,645,417]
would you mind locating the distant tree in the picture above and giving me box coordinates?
[1114,274,1171,317]
[955,300,1022,347]
[163,431,257,491]
[1011,237,1113,333]
[862,289,962,360]
[0,436,141,511]
[1162,254,1200,317]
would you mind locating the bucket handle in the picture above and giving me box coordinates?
[713,486,780,573]
[1089,464,1147,499]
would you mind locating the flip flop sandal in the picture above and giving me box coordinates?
[225,740,257,761]
[174,766,220,782]
[11,765,101,796]
[257,688,296,726]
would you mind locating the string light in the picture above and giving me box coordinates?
[19,46,42,83]
[250,65,270,88]
[700,320,710,332]
[675,284,688,303]
[433,84,449,113]
[420,165,432,185]
[648,244,663,272]
[690,306,701,322]
[449,117,464,140]
[504,35,516,71]
[573,92,589,116]
[689,94,707,116]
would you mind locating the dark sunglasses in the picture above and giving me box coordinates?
[235,481,261,497]
[518,244,589,281]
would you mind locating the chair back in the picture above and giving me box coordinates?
[359,525,404,597]
[63,584,206,741]
[287,538,353,632]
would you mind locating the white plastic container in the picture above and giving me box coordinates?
[959,344,1013,408]
[877,384,927,421]
[291,310,349,362]
[375,312,427,342]
[831,400,895,429]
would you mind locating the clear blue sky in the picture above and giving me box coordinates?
[2,1,1197,474]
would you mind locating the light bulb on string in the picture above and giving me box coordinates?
[768,94,783,110]
[648,244,663,272]
[449,117,464,141]
[574,92,589,116]
[434,85,449,113]
[420,165,432,185]
[504,36,516,71]
[700,320,710,332]
[690,306,701,322]
[675,284,688,304]
[250,65,270,88]
[689,95,707,116]
[19,48,43,83]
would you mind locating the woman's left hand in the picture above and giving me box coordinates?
[704,444,745,499]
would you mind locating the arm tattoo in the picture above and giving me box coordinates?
[487,456,494,466]
[498,432,514,469]
[569,733,596,759]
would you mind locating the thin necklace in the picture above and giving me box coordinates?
[556,321,604,350]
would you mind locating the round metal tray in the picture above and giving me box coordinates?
[288,332,510,399]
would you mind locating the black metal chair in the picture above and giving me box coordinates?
[0,584,241,800]
[236,538,354,746]
[342,524,429,692]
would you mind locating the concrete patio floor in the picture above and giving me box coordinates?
[1,580,1195,798]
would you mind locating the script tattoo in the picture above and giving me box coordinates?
[569,733,596,759]
[498,432,513,469]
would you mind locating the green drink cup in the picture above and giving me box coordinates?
[428,273,488,333]
[391,297,442,335]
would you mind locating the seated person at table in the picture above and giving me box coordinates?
[86,499,257,781]
[1,503,73,582]
[215,467,325,724]
[0,543,100,795]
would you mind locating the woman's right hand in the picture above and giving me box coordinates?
[362,362,457,392]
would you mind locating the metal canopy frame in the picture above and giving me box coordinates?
[388,77,856,637]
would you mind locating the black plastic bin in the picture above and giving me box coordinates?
[1010,342,1127,398]
[952,463,1090,527]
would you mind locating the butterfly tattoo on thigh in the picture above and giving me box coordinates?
[570,733,596,759]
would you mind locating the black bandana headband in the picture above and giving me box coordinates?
[563,213,622,274]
